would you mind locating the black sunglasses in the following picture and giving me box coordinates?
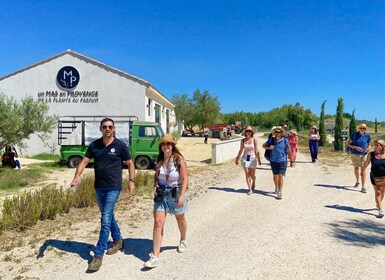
[102,125,114,129]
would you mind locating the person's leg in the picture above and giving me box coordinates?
[314,142,319,160]
[244,168,252,193]
[175,214,187,241]
[354,166,360,184]
[273,174,279,189]
[278,174,284,191]
[250,168,256,190]
[309,142,315,162]
[374,186,381,209]
[152,211,167,257]
[94,189,121,257]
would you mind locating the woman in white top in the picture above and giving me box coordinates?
[144,134,189,268]
[235,126,262,195]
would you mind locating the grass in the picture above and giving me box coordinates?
[28,153,61,161]
[0,161,66,193]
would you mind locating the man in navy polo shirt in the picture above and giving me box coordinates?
[347,123,371,193]
[70,117,136,272]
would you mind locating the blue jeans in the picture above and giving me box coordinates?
[94,189,121,257]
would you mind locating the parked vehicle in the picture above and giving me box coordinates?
[58,115,164,169]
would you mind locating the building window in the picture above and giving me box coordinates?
[148,98,151,116]
[155,104,161,123]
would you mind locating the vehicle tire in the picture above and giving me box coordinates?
[135,156,151,170]
[68,156,83,168]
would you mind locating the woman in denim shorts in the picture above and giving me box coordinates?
[144,134,189,268]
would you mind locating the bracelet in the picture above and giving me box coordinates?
[129,178,135,183]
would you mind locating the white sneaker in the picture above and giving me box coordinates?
[144,253,159,268]
[378,209,384,218]
[274,187,278,194]
[177,240,187,253]
[277,191,282,200]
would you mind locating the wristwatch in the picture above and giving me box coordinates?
[129,178,135,183]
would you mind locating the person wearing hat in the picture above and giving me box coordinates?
[308,125,320,163]
[235,126,262,195]
[262,126,293,199]
[347,123,371,193]
[144,134,189,268]
[362,139,385,218]
[288,129,299,163]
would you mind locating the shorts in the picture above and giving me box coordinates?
[153,188,188,215]
[241,155,257,169]
[351,154,367,168]
[270,161,287,175]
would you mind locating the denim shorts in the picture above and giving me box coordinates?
[153,188,188,215]
[270,161,287,175]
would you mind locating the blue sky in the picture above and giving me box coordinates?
[1,0,385,121]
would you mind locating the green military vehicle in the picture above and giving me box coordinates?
[58,115,164,169]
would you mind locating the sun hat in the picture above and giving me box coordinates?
[358,123,367,130]
[244,126,253,132]
[290,129,298,135]
[311,125,317,130]
[158,134,177,146]
[271,126,285,135]
[375,139,385,147]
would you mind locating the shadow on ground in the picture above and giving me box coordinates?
[314,183,361,192]
[208,186,276,198]
[37,239,94,262]
[325,217,385,247]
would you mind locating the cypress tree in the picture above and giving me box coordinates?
[349,110,356,137]
[375,118,378,133]
[334,98,344,151]
[319,100,327,147]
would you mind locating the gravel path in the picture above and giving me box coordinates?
[3,135,385,279]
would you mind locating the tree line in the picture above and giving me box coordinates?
[172,90,384,151]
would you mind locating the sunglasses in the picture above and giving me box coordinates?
[359,128,366,130]
[274,131,282,133]
[102,125,114,129]
[245,130,252,133]
[161,142,173,146]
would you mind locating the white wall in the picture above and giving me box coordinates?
[0,53,166,155]
[211,135,243,164]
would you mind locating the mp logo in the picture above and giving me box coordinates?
[56,66,80,89]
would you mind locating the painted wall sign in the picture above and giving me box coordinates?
[56,66,80,89]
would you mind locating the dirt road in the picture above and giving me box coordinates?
[3,135,385,279]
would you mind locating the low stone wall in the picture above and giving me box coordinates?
[211,134,243,164]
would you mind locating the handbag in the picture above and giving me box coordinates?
[374,176,385,188]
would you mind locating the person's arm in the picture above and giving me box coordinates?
[317,133,320,141]
[361,152,371,175]
[125,158,136,195]
[235,140,243,165]
[177,158,188,208]
[70,157,91,188]
[254,138,262,165]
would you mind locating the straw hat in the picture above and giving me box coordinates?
[158,134,177,146]
[271,126,285,135]
[311,125,317,130]
[245,126,253,132]
[358,123,367,130]
[290,129,298,135]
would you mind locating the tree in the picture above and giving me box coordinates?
[319,100,327,147]
[172,89,221,133]
[375,117,378,133]
[0,94,57,150]
[333,98,344,151]
[349,110,357,137]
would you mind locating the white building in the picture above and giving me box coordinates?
[0,49,177,155]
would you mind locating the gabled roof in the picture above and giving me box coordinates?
[0,49,174,108]
[0,49,151,86]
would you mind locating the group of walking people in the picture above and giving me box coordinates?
[70,118,189,272]
[235,123,385,218]
[68,118,385,273]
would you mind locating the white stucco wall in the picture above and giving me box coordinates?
[0,52,176,155]
[211,136,243,164]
